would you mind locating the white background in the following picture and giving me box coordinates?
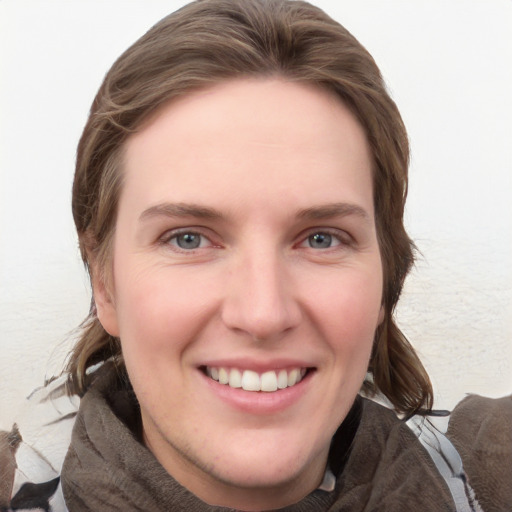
[1,0,511,430]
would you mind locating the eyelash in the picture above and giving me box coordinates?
[159,229,216,252]
[297,228,353,250]
[159,227,353,254]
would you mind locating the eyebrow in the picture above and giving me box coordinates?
[139,201,370,224]
[139,202,224,222]
[297,202,371,223]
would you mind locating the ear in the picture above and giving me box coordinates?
[91,266,120,337]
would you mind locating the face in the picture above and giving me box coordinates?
[95,79,384,510]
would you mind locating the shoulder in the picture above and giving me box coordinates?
[341,398,457,509]
[0,374,80,512]
[447,394,512,512]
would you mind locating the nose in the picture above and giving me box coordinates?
[221,247,302,342]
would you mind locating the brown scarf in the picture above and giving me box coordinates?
[61,366,455,511]
[447,394,512,512]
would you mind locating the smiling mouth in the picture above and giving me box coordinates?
[201,366,312,392]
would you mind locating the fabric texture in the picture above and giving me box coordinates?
[0,375,78,512]
[61,364,455,512]
[408,414,483,512]
[447,394,512,512]
[1,362,510,511]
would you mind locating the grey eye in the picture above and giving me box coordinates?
[308,233,332,249]
[175,233,202,249]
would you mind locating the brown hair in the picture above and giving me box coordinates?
[69,0,432,415]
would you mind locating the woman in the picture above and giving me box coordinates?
[1,1,510,511]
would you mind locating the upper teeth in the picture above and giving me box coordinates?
[206,367,307,392]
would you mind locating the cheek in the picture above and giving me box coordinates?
[305,269,382,367]
[307,270,382,330]
[112,263,217,355]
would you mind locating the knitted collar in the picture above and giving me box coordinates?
[61,364,454,511]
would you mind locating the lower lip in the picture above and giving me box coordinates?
[199,370,313,415]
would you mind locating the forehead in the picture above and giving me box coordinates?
[120,78,374,219]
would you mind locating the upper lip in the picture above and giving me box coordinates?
[198,358,315,372]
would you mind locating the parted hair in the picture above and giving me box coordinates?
[69,0,433,415]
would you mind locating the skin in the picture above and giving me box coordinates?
[93,78,384,510]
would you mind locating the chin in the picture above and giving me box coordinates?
[194,451,323,510]
[204,427,329,489]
